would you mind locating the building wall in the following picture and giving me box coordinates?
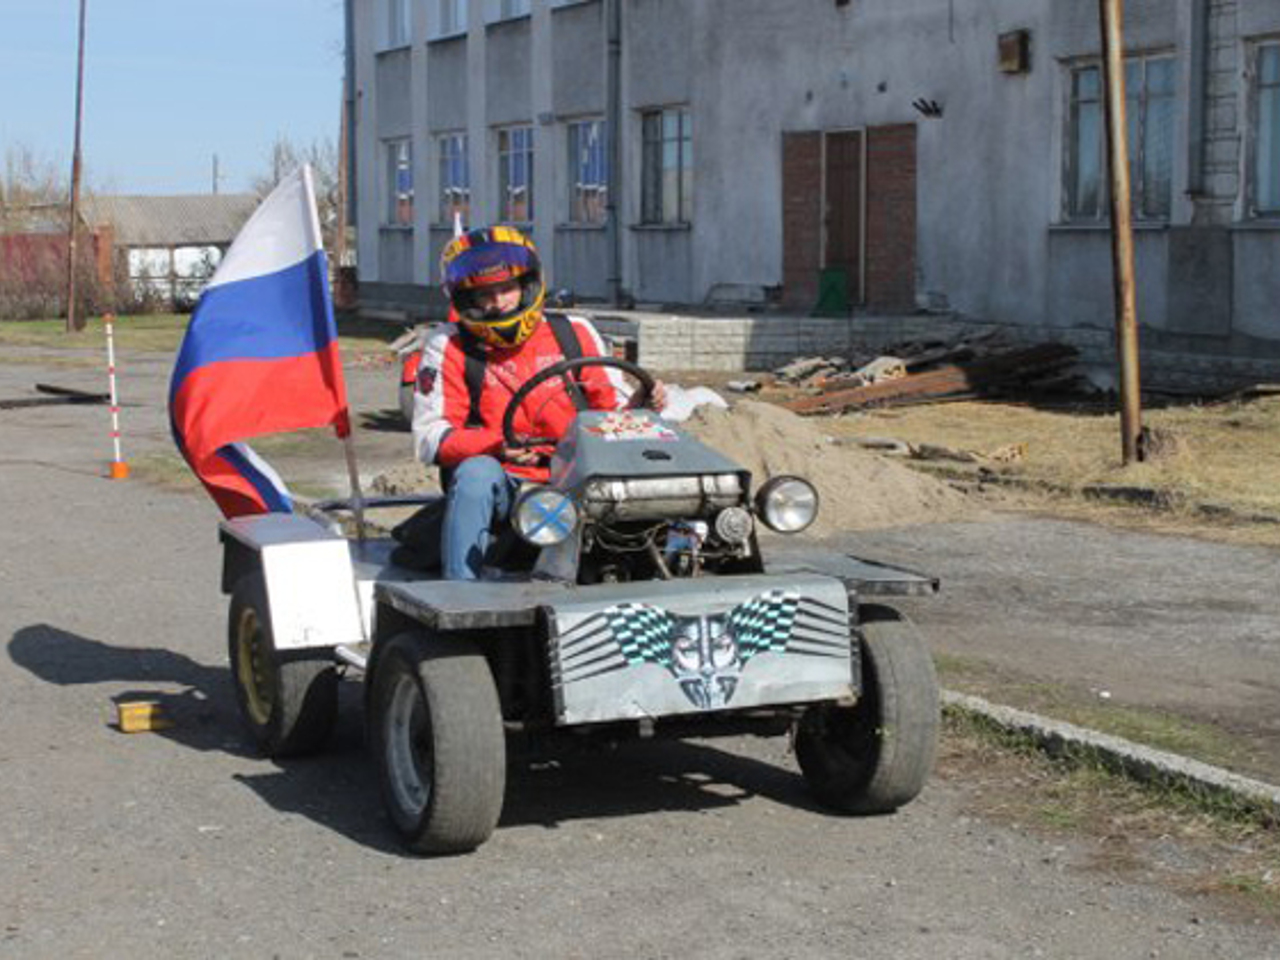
[349,0,1280,375]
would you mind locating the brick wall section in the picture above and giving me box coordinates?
[865,124,918,311]
[780,132,823,310]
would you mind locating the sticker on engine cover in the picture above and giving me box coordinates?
[585,411,678,442]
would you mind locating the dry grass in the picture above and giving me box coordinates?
[0,311,401,362]
[0,314,191,352]
[935,652,1270,779]
[818,395,1280,534]
[940,716,1280,924]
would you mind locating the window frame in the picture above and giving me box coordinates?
[383,137,414,227]
[436,132,470,226]
[1251,39,1280,217]
[640,106,693,225]
[437,0,468,38]
[497,0,531,20]
[497,125,535,224]
[1063,52,1175,223]
[385,0,411,48]
[566,118,608,225]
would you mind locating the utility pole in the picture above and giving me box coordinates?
[1099,0,1144,464]
[66,0,88,333]
[212,154,220,195]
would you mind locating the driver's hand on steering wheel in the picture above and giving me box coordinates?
[642,378,669,412]
[502,446,549,467]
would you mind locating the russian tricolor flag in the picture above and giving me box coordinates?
[169,166,350,518]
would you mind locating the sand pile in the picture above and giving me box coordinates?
[680,400,974,536]
[369,400,976,536]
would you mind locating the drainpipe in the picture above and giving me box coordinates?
[343,0,358,234]
[606,0,622,306]
[1186,0,1208,198]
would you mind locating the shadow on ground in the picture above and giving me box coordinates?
[10,623,828,856]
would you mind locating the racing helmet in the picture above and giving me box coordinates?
[440,226,545,349]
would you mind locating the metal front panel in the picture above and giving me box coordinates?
[545,573,853,725]
[221,514,365,651]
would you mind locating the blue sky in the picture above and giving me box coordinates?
[0,0,344,196]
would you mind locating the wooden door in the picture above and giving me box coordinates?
[824,130,863,308]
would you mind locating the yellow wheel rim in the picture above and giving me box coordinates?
[236,607,277,726]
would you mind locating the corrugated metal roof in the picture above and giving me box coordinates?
[81,194,259,247]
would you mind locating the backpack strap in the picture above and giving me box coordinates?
[545,312,584,362]
[458,332,488,429]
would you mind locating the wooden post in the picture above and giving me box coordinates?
[1099,0,1144,464]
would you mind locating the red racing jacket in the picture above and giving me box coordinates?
[411,313,626,482]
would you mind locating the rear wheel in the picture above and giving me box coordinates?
[228,573,339,758]
[370,631,506,854]
[796,604,939,814]
[398,382,415,426]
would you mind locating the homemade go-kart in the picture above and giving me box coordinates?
[220,356,941,854]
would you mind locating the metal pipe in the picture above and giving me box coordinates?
[66,0,88,333]
[342,0,358,235]
[605,0,622,305]
[1098,0,1143,464]
[1186,0,1209,196]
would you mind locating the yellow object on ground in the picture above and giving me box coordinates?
[116,701,173,733]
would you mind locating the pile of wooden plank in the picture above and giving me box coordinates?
[779,340,1081,416]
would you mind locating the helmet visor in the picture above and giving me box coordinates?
[444,242,538,291]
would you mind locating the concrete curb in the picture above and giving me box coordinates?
[942,689,1280,824]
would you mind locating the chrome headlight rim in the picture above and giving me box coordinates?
[754,475,819,534]
[713,505,755,544]
[512,487,579,546]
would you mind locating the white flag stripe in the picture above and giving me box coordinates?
[206,166,322,291]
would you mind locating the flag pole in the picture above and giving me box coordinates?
[342,428,367,544]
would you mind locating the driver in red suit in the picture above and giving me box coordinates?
[412,226,665,580]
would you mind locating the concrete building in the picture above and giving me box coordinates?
[345,0,1280,382]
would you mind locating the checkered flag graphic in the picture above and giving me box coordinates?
[605,603,677,665]
[726,589,800,662]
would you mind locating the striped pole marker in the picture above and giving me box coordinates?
[104,313,129,479]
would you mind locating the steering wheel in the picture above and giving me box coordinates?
[501,356,657,449]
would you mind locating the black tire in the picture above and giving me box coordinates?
[227,573,339,758]
[795,604,939,814]
[398,382,415,426]
[369,631,506,854]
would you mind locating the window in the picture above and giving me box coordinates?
[384,139,414,226]
[641,107,692,224]
[1256,42,1280,215]
[439,0,468,36]
[498,126,534,222]
[499,0,530,18]
[1066,55,1174,220]
[387,0,410,47]
[567,119,608,224]
[437,133,470,225]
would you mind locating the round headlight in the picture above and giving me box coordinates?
[755,476,819,533]
[713,506,754,544]
[512,488,578,546]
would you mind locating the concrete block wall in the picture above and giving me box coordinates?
[618,309,1280,393]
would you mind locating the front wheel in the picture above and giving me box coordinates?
[795,604,939,814]
[369,631,506,854]
[228,573,339,758]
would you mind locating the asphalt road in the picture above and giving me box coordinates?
[1,345,1278,957]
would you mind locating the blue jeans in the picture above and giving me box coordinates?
[442,456,520,581]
